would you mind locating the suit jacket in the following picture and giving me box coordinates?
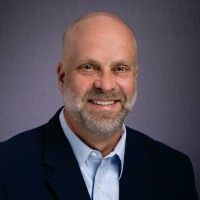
[0,108,198,200]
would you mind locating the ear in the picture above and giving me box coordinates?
[57,62,65,94]
[135,66,139,79]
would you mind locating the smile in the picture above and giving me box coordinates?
[89,100,116,106]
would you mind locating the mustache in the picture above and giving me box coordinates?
[82,88,127,103]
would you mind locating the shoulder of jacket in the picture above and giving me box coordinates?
[125,126,190,163]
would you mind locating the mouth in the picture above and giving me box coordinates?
[88,99,120,106]
[89,100,117,105]
[85,99,122,113]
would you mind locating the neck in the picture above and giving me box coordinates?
[64,110,122,157]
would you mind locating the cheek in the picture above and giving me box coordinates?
[66,74,94,96]
[118,78,136,96]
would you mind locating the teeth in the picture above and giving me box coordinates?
[92,100,115,106]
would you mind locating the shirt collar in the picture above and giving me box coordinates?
[59,109,92,166]
[59,108,126,178]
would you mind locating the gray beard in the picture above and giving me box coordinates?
[70,106,127,138]
[64,88,137,138]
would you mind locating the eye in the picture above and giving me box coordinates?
[114,65,129,73]
[79,64,95,72]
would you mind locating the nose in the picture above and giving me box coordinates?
[94,71,116,92]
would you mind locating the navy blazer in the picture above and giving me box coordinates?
[0,108,198,199]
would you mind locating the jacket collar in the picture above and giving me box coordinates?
[120,126,159,200]
[43,108,90,199]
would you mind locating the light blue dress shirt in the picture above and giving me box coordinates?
[59,109,126,200]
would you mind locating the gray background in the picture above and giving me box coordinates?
[0,0,200,195]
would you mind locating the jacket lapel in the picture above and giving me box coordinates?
[120,127,159,200]
[43,109,90,200]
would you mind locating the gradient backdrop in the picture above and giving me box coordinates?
[0,0,200,195]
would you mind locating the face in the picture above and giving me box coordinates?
[58,18,138,137]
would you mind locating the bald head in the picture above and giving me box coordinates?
[64,12,135,37]
[62,12,137,65]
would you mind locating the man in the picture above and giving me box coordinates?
[0,12,198,200]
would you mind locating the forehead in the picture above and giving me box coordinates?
[66,36,135,67]
[65,16,135,59]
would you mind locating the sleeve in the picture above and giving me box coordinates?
[186,157,199,200]
[0,150,6,199]
[0,180,5,200]
[0,189,5,200]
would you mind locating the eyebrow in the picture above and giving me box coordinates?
[76,56,135,67]
[78,57,101,67]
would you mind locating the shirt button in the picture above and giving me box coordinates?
[91,151,102,158]
[91,151,97,157]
